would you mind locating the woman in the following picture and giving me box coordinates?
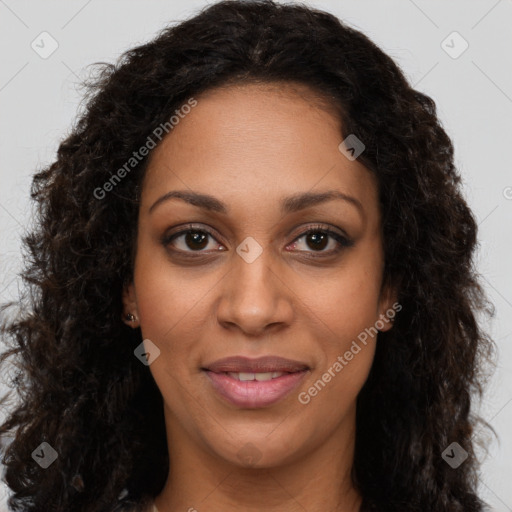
[0,1,496,511]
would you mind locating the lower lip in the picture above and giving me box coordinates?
[204,370,309,408]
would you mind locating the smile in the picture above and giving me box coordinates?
[204,369,309,408]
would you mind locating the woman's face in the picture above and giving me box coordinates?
[123,82,396,469]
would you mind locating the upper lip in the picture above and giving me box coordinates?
[203,356,310,373]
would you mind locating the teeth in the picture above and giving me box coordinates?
[227,371,286,381]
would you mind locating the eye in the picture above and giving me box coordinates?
[161,223,354,257]
[162,225,223,253]
[287,224,354,256]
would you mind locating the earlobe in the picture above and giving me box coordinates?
[377,279,400,332]
[122,282,140,327]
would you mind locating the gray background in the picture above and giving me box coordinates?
[0,0,511,510]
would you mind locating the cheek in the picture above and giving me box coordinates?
[303,265,382,340]
[298,281,379,419]
[132,259,208,410]
[133,241,211,338]
[297,261,382,400]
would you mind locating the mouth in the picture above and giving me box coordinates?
[216,370,294,381]
[201,355,310,408]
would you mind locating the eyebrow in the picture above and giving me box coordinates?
[148,189,364,217]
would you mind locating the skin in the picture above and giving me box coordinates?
[122,82,397,512]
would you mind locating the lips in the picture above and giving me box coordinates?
[203,355,309,374]
[202,356,310,408]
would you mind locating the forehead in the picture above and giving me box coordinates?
[141,82,379,223]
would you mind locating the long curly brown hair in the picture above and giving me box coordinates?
[0,1,497,511]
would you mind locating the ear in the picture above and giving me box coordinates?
[376,277,400,333]
[122,281,140,328]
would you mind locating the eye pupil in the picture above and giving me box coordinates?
[307,232,328,251]
[186,231,208,250]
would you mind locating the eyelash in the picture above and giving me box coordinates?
[161,223,354,259]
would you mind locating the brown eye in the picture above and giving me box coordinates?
[183,231,209,250]
[305,232,329,251]
[167,230,211,252]
[288,225,354,256]
[165,229,218,252]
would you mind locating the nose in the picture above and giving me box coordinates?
[216,245,294,337]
